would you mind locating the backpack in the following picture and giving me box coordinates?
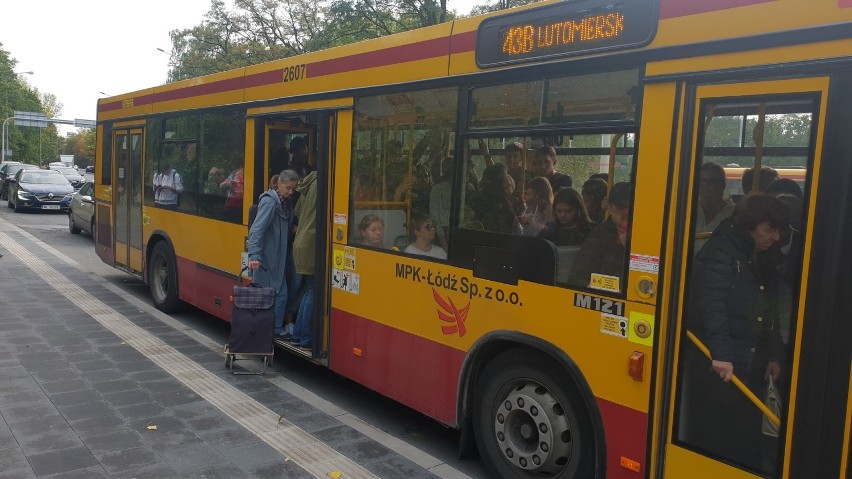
[248,191,273,230]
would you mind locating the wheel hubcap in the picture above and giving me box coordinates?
[494,381,573,473]
[152,256,169,302]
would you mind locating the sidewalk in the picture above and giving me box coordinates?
[0,227,444,479]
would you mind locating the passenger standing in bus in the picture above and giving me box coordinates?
[469,164,518,234]
[429,158,453,250]
[694,162,736,253]
[290,168,318,350]
[538,188,593,246]
[683,192,788,474]
[518,176,553,237]
[567,182,631,287]
[480,140,530,196]
[741,166,779,195]
[248,169,300,339]
[581,178,608,225]
[221,166,245,223]
[153,161,183,210]
[533,145,572,192]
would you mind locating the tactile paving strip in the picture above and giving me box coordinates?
[0,232,378,479]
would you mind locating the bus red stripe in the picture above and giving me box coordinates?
[329,308,464,426]
[98,31,476,114]
[597,397,648,478]
[660,0,776,18]
[307,36,452,77]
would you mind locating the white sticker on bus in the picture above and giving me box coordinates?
[332,268,360,295]
[600,313,628,339]
[629,254,659,273]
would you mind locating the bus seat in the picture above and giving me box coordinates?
[555,245,582,284]
[394,235,410,250]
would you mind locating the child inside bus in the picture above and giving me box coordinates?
[358,214,386,248]
[538,187,593,246]
[581,177,608,225]
[567,182,632,287]
[518,176,553,237]
[404,216,447,259]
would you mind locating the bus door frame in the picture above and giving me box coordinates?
[112,126,145,274]
[250,100,353,362]
[659,77,832,479]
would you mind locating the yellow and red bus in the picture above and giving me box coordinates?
[94,0,852,477]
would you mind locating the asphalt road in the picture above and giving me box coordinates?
[0,199,488,479]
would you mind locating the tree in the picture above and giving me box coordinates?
[62,129,96,166]
[165,0,520,82]
[0,44,62,165]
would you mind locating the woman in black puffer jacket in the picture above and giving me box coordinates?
[680,192,789,475]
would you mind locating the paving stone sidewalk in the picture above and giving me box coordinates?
[0,232,438,479]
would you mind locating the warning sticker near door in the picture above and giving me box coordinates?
[600,313,629,339]
[629,254,659,273]
[332,268,360,295]
[589,273,620,292]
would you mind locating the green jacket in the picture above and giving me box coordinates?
[293,171,318,275]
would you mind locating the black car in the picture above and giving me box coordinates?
[85,165,95,173]
[7,168,74,213]
[0,162,37,200]
[52,166,85,189]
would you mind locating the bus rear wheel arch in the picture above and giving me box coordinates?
[473,348,597,478]
[147,240,185,313]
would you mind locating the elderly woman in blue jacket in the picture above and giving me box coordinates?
[248,169,300,338]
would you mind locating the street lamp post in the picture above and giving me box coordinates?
[2,71,34,162]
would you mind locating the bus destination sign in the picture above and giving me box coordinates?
[475,0,657,68]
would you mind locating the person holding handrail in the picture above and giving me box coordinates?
[682,191,789,474]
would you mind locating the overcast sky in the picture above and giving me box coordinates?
[3,0,480,135]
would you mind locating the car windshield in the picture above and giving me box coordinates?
[21,172,69,185]
[8,164,36,176]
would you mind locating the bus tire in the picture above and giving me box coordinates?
[148,241,185,313]
[474,349,595,479]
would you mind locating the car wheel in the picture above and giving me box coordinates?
[474,349,596,479]
[148,241,186,313]
[69,210,81,234]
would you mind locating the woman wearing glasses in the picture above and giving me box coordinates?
[405,216,447,260]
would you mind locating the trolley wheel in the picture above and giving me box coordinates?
[473,349,595,479]
[148,240,186,313]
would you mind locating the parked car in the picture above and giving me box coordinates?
[7,168,74,213]
[51,166,85,189]
[85,165,95,173]
[68,181,95,236]
[0,163,37,200]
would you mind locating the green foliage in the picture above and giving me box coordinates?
[0,44,62,166]
[166,0,544,82]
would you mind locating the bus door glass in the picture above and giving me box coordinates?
[664,78,827,478]
[113,128,144,273]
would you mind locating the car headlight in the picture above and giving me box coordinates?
[17,190,33,199]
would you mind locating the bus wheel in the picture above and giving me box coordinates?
[148,241,184,313]
[474,350,595,478]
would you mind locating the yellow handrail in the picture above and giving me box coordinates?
[686,330,781,427]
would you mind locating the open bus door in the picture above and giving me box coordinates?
[251,100,353,363]
[658,76,852,478]
[111,127,144,274]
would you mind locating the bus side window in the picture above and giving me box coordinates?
[348,88,458,258]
